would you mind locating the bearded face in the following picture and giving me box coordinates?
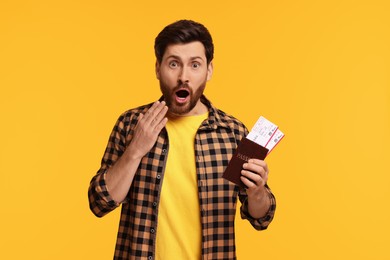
[156,42,213,116]
[159,81,206,116]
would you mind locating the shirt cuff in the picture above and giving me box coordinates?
[94,170,120,208]
[240,187,276,230]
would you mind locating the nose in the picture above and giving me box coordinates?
[178,66,190,84]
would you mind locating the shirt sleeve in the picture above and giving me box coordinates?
[88,170,120,217]
[238,184,276,230]
[88,114,128,217]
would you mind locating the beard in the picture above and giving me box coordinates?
[159,81,206,116]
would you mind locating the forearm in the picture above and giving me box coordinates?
[239,185,276,230]
[88,139,146,217]
[105,146,143,204]
[247,187,271,219]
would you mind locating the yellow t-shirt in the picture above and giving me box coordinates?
[155,112,208,260]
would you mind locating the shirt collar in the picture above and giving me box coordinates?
[158,95,230,130]
[199,95,230,130]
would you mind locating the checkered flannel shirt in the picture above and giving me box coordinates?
[88,96,276,260]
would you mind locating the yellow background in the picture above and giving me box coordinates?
[1,0,389,259]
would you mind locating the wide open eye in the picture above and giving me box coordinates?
[169,61,179,68]
[192,62,200,69]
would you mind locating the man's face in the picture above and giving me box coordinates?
[156,41,213,116]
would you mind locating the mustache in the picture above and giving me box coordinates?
[173,83,191,93]
[176,82,190,89]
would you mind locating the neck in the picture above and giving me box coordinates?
[168,100,208,117]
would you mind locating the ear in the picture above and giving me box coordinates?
[206,61,213,81]
[155,60,160,80]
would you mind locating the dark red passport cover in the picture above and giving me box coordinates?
[223,137,269,188]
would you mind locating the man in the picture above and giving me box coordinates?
[88,19,276,260]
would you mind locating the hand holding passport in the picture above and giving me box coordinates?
[222,116,284,188]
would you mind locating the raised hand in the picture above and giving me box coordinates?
[126,101,168,159]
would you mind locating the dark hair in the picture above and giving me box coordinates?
[154,19,214,64]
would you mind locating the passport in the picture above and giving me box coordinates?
[222,116,284,188]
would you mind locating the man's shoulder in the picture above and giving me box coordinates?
[212,106,247,133]
[111,102,154,130]
[215,107,244,124]
[117,102,153,121]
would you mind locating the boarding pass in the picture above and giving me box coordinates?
[246,116,284,154]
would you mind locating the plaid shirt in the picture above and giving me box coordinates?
[88,96,276,260]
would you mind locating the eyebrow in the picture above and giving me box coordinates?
[166,55,205,61]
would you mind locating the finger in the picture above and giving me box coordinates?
[138,113,144,121]
[242,162,269,183]
[248,159,268,171]
[242,170,267,187]
[247,160,269,175]
[134,113,145,128]
[146,101,168,125]
[240,176,257,189]
[143,101,161,122]
[241,169,262,184]
[154,117,168,132]
[151,102,168,127]
[243,162,267,178]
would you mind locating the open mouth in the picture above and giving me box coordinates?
[176,89,190,98]
[175,89,190,103]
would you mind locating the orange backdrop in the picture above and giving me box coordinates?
[1,1,389,259]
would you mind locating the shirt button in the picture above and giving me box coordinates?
[153,202,157,207]
[162,149,167,154]
[156,174,161,179]
[151,228,155,234]
[148,256,153,260]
